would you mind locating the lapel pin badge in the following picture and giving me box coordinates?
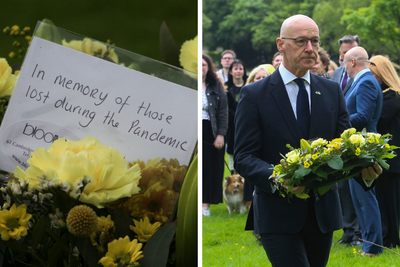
[315,91,321,95]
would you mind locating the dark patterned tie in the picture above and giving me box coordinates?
[341,71,348,91]
[294,78,310,139]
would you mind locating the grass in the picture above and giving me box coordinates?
[202,154,400,266]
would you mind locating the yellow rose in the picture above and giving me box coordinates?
[286,150,300,164]
[179,36,197,74]
[341,128,356,138]
[62,38,119,64]
[14,136,141,208]
[311,138,328,148]
[349,134,365,146]
[0,58,18,97]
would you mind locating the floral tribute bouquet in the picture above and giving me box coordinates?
[270,128,398,199]
[0,136,197,267]
[0,57,19,126]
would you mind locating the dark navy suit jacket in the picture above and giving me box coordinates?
[234,70,371,234]
[344,71,383,132]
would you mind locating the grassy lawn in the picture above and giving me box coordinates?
[202,154,400,266]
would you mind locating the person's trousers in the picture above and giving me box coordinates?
[349,179,383,254]
[375,172,400,248]
[260,200,333,267]
[338,179,361,241]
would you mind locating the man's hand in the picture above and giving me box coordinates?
[273,176,305,194]
[361,161,382,181]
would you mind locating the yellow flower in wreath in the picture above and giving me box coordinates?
[127,182,175,223]
[130,216,161,242]
[0,203,32,241]
[349,134,365,146]
[0,58,18,97]
[62,38,119,63]
[14,136,141,208]
[179,36,197,74]
[98,236,143,267]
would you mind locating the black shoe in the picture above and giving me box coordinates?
[349,240,363,246]
[338,238,350,245]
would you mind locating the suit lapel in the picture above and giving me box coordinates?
[345,72,371,99]
[309,75,323,139]
[269,72,302,142]
[343,78,353,96]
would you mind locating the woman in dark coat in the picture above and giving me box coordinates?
[202,53,228,216]
[225,59,247,174]
[369,55,400,248]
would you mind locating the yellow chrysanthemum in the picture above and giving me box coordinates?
[13,136,141,208]
[179,36,197,74]
[130,216,161,242]
[127,182,175,223]
[62,38,119,64]
[311,153,320,160]
[98,236,143,267]
[304,161,310,168]
[0,58,18,97]
[328,138,343,150]
[355,147,361,156]
[0,203,32,241]
[91,215,115,253]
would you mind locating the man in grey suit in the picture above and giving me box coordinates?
[331,34,362,246]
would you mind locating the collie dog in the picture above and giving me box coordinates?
[223,174,251,214]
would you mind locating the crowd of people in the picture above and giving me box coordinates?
[202,13,400,266]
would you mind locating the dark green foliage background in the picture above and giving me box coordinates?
[0,0,197,67]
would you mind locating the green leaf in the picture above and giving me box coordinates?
[139,221,177,267]
[75,236,99,267]
[294,165,311,179]
[47,239,66,266]
[317,185,332,196]
[300,139,311,153]
[31,215,48,251]
[159,21,180,67]
[107,207,135,240]
[313,167,328,179]
[176,155,197,267]
[376,158,390,170]
[361,128,367,136]
[2,240,31,254]
[327,155,343,170]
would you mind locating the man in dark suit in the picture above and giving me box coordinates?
[234,15,382,266]
[330,35,363,247]
[343,46,383,256]
[331,35,360,95]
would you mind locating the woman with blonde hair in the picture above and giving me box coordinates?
[369,55,400,248]
[245,65,271,85]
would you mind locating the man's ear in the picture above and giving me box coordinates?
[277,38,285,53]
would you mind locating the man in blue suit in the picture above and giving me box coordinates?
[331,34,362,247]
[343,46,383,257]
[234,15,382,266]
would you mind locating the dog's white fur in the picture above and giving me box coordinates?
[223,174,251,214]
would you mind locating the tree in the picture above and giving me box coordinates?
[341,0,400,64]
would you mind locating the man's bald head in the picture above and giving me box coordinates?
[280,15,319,37]
[343,46,370,79]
